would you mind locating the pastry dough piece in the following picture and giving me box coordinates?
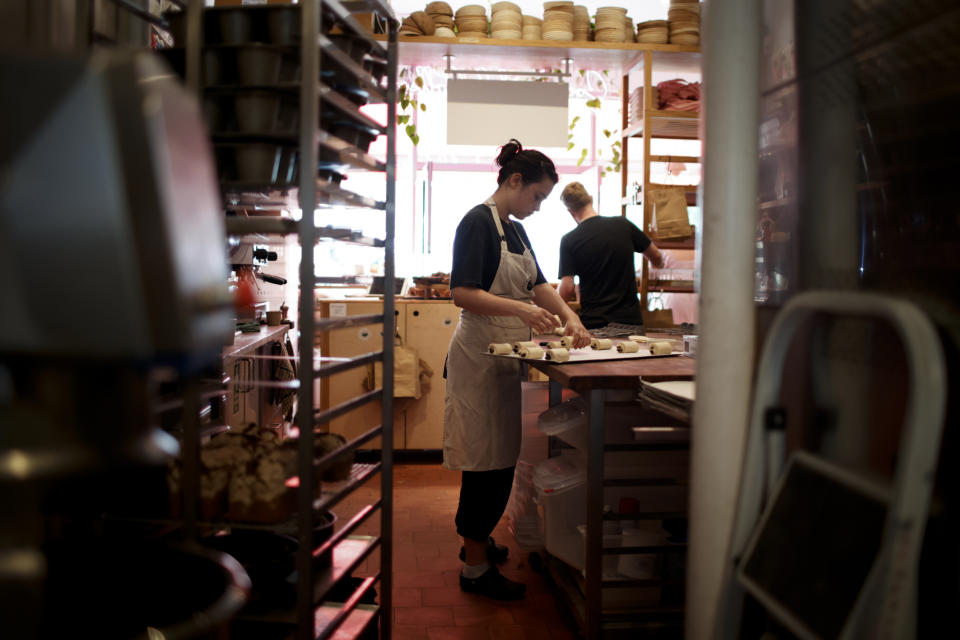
[591,338,613,350]
[488,343,513,355]
[545,348,570,362]
[547,341,564,349]
[629,335,649,343]
[513,341,537,353]
[553,327,565,336]
[559,335,573,348]
[617,340,641,353]
[649,340,673,355]
[518,346,544,359]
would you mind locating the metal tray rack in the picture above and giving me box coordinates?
[171,2,399,639]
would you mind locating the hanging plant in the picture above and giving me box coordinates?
[397,67,427,146]
[568,94,622,175]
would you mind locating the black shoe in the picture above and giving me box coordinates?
[458,536,509,564]
[459,565,526,600]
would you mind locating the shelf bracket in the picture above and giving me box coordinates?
[442,54,572,80]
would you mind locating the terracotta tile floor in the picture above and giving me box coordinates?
[336,382,583,640]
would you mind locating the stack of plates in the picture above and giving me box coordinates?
[668,1,700,45]
[491,1,522,40]
[572,5,591,41]
[522,15,542,41]
[623,14,636,42]
[595,6,627,43]
[426,1,455,38]
[455,4,488,38]
[637,19,668,44]
[542,1,574,41]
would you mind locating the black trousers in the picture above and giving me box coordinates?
[454,466,516,543]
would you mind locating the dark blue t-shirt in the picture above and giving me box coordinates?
[450,204,547,291]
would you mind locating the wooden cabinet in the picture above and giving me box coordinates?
[315,300,406,449]
[315,298,457,450]
[402,302,459,449]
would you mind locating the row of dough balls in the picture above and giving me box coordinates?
[487,337,674,359]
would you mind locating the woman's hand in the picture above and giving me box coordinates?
[516,302,561,335]
[563,316,592,349]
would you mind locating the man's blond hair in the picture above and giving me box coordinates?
[560,181,593,211]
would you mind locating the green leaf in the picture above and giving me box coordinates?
[598,149,603,157]
[405,124,416,137]
[577,147,588,166]
[612,140,621,148]
[567,142,575,151]
[603,129,611,138]
[603,69,609,76]
[400,96,409,110]
[568,133,573,140]
[597,81,603,88]
[398,85,406,101]
[420,103,426,111]
[569,115,580,130]
[415,76,424,88]
[410,99,418,110]
[411,132,420,145]
[586,98,602,109]
[578,69,585,77]
[397,114,410,125]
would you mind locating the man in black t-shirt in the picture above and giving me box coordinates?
[557,182,665,329]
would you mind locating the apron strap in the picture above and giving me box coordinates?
[486,199,529,252]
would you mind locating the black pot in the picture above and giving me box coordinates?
[27,541,250,639]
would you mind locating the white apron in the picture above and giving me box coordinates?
[443,201,540,471]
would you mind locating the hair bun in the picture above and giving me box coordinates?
[496,139,523,167]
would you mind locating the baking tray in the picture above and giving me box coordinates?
[484,345,681,365]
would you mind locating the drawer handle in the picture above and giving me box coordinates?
[413,310,420,317]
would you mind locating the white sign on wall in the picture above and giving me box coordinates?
[446,79,569,147]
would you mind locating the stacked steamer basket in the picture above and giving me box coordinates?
[668,0,700,45]
[624,13,636,42]
[455,4,488,38]
[522,15,543,41]
[572,5,591,42]
[636,19,669,44]
[490,2,523,40]
[399,10,436,36]
[594,6,627,43]
[427,2,456,37]
[542,1,574,42]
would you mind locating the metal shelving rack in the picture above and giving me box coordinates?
[177,1,398,639]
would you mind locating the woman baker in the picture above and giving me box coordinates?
[443,139,591,600]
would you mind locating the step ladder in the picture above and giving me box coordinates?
[717,291,947,639]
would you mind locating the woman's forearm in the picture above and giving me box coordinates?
[453,285,562,334]
[532,284,578,324]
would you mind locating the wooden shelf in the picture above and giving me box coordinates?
[623,110,700,140]
[757,196,796,210]
[647,283,695,293]
[650,231,695,250]
[376,35,699,71]
[649,155,700,164]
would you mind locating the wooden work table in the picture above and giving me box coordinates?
[527,352,696,392]
[527,335,696,639]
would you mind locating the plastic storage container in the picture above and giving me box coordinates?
[537,397,645,451]
[533,452,587,569]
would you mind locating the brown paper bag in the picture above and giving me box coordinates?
[369,332,422,399]
[650,189,693,239]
